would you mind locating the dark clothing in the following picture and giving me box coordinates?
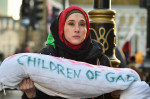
[115,47,127,68]
[22,90,113,99]
[40,41,110,66]
[22,44,115,99]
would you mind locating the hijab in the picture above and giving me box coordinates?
[58,6,89,49]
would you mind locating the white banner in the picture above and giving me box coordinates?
[0,53,150,99]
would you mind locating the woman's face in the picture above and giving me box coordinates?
[64,13,87,45]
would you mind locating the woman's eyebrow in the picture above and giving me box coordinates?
[80,20,86,22]
[68,20,74,22]
[68,19,86,22]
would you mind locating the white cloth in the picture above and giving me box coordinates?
[0,53,150,99]
[120,81,150,99]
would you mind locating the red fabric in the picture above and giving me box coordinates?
[122,41,131,53]
[24,49,30,53]
[58,6,89,49]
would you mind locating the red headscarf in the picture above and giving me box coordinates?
[58,6,89,49]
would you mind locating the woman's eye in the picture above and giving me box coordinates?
[80,23,86,26]
[68,23,74,26]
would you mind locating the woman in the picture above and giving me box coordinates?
[20,6,120,99]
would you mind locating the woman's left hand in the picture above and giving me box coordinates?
[111,90,123,98]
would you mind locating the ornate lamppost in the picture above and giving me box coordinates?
[88,0,120,67]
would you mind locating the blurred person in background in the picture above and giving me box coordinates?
[14,48,22,54]
[115,47,127,68]
[135,51,143,68]
[127,56,144,81]
[122,41,131,64]
[20,43,32,53]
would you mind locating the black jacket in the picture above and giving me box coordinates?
[22,43,116,99]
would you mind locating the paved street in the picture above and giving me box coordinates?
[0,90,23,99]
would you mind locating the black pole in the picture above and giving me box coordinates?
[94,0,111,9]
[139,0,150,83]
[25,26,29,43]
[143,8,150,73]
[63,0,65,10]
[146,8,150,59]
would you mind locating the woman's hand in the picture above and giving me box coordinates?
[111,90,123,98]
[19,78,36,98]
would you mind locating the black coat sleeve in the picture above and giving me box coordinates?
[38,46,51,55]
[38,46,56,56]
[115,47,127,68]
[99,54,112,67]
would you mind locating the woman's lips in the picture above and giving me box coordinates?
[73,36,80,39]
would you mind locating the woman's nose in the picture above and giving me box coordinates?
[75,24,79,33]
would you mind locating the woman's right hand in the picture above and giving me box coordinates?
[19,78,36,98]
